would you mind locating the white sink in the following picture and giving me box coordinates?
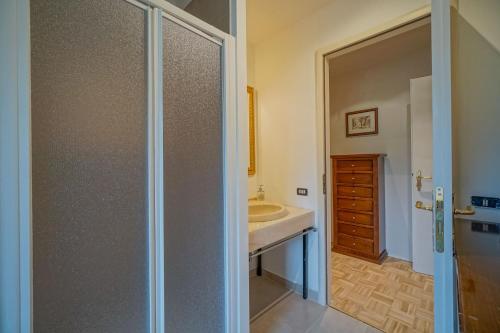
[248,201,288,222]
[249,205,314,253]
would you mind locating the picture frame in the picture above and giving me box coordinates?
[345,108,378,137]
[247,86,256,175]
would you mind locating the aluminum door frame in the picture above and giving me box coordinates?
[3,0,240,332]
[151,2,238,332]
[431,0,457,332]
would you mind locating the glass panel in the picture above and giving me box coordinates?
[163,18,225,333]
[31,0,149,332]
[452,7,500,332]
[165,0,230,34]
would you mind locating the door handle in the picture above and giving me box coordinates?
[415,200,433,211]
[454,205,475,215]
[416,170,432,191]
[416,201,475,215]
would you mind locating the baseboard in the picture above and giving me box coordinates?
[385,252,411,262]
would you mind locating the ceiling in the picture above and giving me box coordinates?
[247,0,333,45]
[329,23,431,76]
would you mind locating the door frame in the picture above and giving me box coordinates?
[314,3,432,308]
[0,0,246,332]
[430,0,457,331]
[316,2,459,331]
[0,0,31,331]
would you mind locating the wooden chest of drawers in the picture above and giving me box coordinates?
[331,154,386,263]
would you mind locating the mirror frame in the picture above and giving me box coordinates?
[247,86,256,176]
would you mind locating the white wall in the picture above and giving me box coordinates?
[0,0,29,330]
[330,45,431,260]
[247,44,256,86]
[453,2,500,222]
[247,44,259,271]
[0,1,20,330]
[247,44,259,198]
[457,0,500,52]
[252,0,430,297]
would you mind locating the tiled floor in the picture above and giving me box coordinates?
[250,274,291,319]
[251,293,381,333]
[330,252,434,332]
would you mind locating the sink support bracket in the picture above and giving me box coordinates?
[249,227,316,300]
[303,232,308,299]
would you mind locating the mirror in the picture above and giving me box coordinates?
[247,86,256,176]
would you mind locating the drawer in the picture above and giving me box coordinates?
[337,211,373,226]
[336,173,372,185]
[338,233,373,255]
[337,160,372,171]
[337,186,372,198]
[338,223,373,239]
[338,198,373,212]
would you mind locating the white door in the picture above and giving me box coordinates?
[431,1,457,331]
[410,76,433,276]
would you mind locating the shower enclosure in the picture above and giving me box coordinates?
[6,0,238,332]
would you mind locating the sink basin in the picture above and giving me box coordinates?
[249,201,288,222]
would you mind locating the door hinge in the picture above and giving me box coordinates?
[322,174,326,195]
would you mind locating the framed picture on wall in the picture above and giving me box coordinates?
[345,108,378,137]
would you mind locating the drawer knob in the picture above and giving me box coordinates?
[352,190,356,193]
[351,164,355,167]
[352,229,356,232]
[352,216,356,220]
[352,203,356,207]
[352,243,356,246]
[351,177,356,180]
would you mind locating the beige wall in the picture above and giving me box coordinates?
[453,3,500,222]
[247,44,255,86]
[458,0,500,52]
[247,44,259,198]
[330,43,431,260]
[254,0,429,210]
[252,0,430,293]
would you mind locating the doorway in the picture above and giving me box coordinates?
[322,17,435,332]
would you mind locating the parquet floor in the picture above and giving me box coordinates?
[457,253,500,333]
[330,252,434,333]
[454,219,500,333]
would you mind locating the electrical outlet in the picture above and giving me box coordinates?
[471,222,500,234]
[297,188,308,196]
[471,196,500,209]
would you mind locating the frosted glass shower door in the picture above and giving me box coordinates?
[28,0,236,331]
[31,0,151,332]
[162,16,226,333]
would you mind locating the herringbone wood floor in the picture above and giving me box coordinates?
[330,252,434,333]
